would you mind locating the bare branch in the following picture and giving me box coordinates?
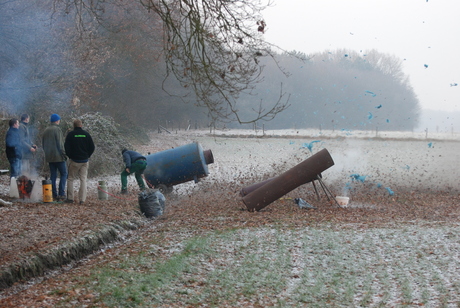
[53,0,289,124]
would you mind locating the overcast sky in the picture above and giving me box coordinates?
[263,0,460,112]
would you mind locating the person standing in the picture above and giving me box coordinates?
[64,119,95,204]
[5,118,22,178]
[42,114,68,201]
[120,149,147,194]
[19,113,37,174]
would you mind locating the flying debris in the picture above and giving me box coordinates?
[375,104,382,109]
[294,198,316,210]
[257,20,266,33]
[368,112,373,120]
[450,83,458,87]
[385,187,395,196]
[301,140,321,152]
[365,90,377,97]
[340,128,353,136]
[424,64,429,68]
[428,142,433,148]
[350,174,367,183]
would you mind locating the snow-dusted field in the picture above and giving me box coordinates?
[3,129,460,306]
[2,128,459,204]
[138,224,460,307]
[132,128,460,197]
[115,129,460,307]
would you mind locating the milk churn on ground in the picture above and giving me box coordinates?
[98,180,109,200]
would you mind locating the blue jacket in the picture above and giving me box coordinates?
[5,127,22,159]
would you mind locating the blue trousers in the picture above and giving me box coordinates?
[49,161,68,197]
[8,158,22,178]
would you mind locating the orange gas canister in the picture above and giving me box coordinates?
[42,178,53,203]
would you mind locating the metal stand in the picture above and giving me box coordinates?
[311,174,341,208]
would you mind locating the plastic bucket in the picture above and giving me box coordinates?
[336,196,350,207]
[10,177,19,198]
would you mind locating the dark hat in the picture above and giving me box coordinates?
[50,114,61,122]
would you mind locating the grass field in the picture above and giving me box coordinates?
[54,223,460,307]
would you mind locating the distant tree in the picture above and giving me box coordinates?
[249,49,420,131]
[51,0,290,124]
[364,49,406,82]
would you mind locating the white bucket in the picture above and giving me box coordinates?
[9,177,19,198]
[336,196,350,207]
[10,177,19,198]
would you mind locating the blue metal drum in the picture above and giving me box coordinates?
[144,142,214,192]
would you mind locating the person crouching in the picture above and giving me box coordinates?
[120,149,147,194]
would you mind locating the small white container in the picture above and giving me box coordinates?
[336,196,350,207]
[9,177,19,198]
[98,180,109,200]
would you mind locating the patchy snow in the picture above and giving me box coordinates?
[2,128,459,204]
[3,128,460,306]
[130,128,460,200]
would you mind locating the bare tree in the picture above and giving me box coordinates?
[52,0,289,124]
[365,49,405,82]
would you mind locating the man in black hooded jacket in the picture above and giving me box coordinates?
[64,119,95,204]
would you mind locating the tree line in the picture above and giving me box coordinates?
[0,0,419,132]
[234,49,420,131]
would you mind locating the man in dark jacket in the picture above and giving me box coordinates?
[5,118,22,178]
[64,119,95,204]
[42,114,67,201]
[120,149,147,194]
[19,114,37,174]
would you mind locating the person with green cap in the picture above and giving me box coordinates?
[42,114,68,201]
[120,149,147,194]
